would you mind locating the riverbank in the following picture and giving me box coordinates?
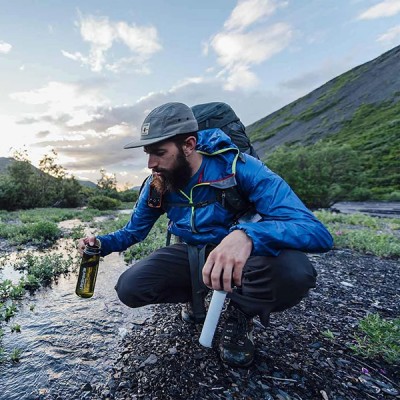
[91,249,399,400]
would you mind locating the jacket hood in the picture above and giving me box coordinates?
[196,128,239,155]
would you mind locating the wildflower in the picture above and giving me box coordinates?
[361,367,369,375]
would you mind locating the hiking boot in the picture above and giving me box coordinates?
[181,302,205,332]
[181,302,196,324]
[219,306,254,367]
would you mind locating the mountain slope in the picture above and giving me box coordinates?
[0,157,97,188]
[247,45,400,195]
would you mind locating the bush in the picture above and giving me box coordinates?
[266,141,364,209]
[348,187,372,201]
[88,195,121,210]
[116,190,139,203]
[383,191,400,201]
[350,313,400,364]
[28,221,61,243]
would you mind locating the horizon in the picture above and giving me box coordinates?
[1,0,399,188]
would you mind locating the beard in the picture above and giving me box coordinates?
[156,150,193,192]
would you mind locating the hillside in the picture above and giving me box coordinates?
[247,45,400,196]
[0,157,97,188]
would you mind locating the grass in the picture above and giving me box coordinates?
[123,215,169,263]
[14,251,77,288]
[0,207,130,247]
[0,220,61,246]
[315,211,400,258]
[95,212,169,263]
[349,313,400,364]
[10,347,22,362]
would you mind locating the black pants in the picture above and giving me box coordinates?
[115,244,317,325]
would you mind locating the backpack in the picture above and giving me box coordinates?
[191,102,259,159]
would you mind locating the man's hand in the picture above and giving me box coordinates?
[202,230,253,292]
[77,235,98,256]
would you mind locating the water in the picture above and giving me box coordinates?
[0,241,152,399]
[332,201,400,218]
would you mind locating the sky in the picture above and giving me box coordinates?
[1,0,399,189]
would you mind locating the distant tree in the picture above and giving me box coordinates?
[7,156,41,209]
[0,174,18,210]
[39,149,66,179]
[37,150,67,206]
[97,168,117,192]
[0,149,85,210]
[266,141,365,209]
[96,168,119,201]
[58,177,84,207]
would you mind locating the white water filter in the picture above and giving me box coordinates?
[199,290,227,348]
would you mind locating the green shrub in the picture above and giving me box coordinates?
[124,214,168,263]
[116,190,139,203]
[383,191,400,201]
[348,187,372,201]
[28,221,61,243]
[332,230,400,258]
[15,252,74,285]
[266,141,364,209]
[350,313,400,364]
[0,280,25,300]
[315,211,400,257]
[88,195,121,210]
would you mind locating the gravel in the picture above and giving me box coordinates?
[91,250,399,400]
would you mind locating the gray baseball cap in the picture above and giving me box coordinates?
[124,102,198,149]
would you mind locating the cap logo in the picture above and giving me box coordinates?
[141,123,150,136]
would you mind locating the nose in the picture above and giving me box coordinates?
[147,154,157,170]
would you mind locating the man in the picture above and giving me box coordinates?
[78,102,333,368]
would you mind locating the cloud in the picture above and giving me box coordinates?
[19,76,280,185]
[224,0,287,31]
[210,23,292,90]
[63,14,162,73]
[212,24,292,69]
[207,1,292,90]
[377,25,400,44]
[10,80,108,118]
[358,0,400,20]
[0,40,12,54]
[36,130,51,139]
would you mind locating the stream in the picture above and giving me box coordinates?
[0,220,152,400]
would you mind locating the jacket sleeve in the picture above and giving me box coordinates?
[97,178,164,257]
[230,156,333,256]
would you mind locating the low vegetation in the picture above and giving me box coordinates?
[350,313,400,364]
[0,207,399,365]
[315,211,400,258]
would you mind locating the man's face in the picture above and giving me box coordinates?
[144,141,192,192]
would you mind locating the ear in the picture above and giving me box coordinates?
[183,136,197,155]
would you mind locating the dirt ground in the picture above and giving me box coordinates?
[92,249,399,400]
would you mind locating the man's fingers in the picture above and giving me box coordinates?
[202,257,213,287]
[232,266,243,287]
[222,265,234,292]
[210,265,223,290]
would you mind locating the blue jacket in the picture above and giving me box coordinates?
[98,129,333,257]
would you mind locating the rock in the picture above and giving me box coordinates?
[81,383,92,392]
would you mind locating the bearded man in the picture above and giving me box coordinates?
[78,102,333,367]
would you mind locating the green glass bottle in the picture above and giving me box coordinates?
[75,244,101,298]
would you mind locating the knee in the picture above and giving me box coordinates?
[115,271,146,308]
[274,250,317,294]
